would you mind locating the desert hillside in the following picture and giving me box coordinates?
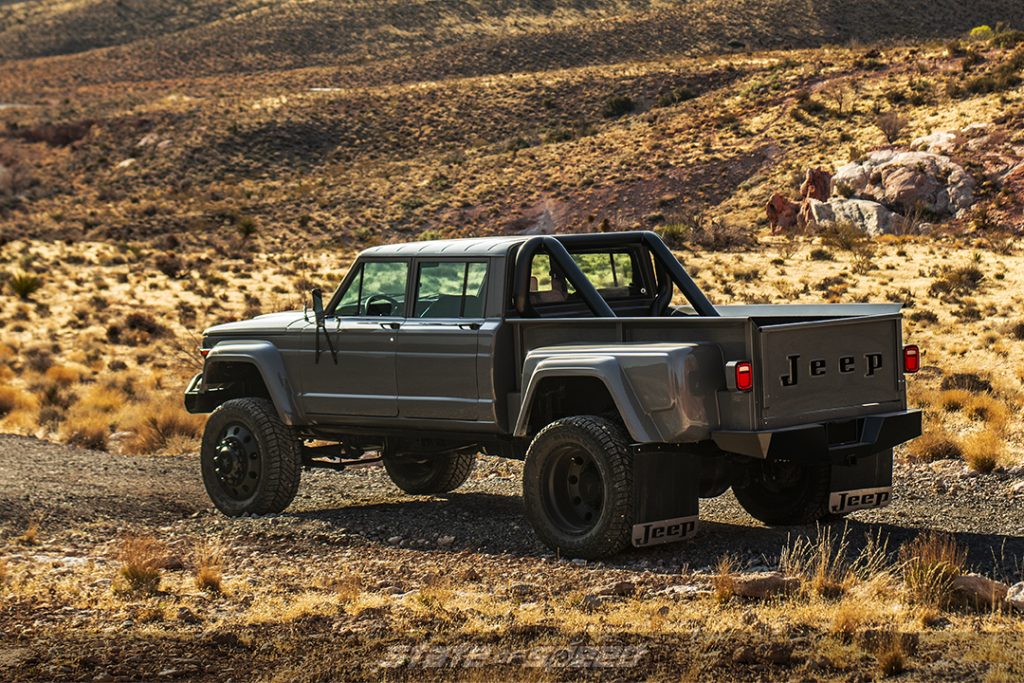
[1,3,1024,681]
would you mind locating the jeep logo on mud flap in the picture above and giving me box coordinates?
[780,352,884,387]
[632,516,698,547]
[829,487,892,514]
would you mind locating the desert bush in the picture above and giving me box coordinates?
[121,401,204,454]
[117,536,166,596]
[817,220,871,253]
[965,395,1008,430]
[900,532,966,608]
[656,86,697,107]
[992,29,1024,48]
[15,519,40,546]
[969,25,994,41]
[875,112,909,144]
[193,539,224,593]
[61,413,110,451]
[154,254,185,279]
[602,95,635,118]
[874,633,908,677]
[961,430,1004,473]
[908,310,938,324]
[658,212,756,250]
[779,525,852,598]
[7,272,42,299]
[928,266,984,297]
[1008,322,1024,340]
[940,372,992,393]
[905,430,962,462]
[938,389,972,412]
[809,247,834,261]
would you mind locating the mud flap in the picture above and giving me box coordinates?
[631,449,700,547]
[828,448,894,515]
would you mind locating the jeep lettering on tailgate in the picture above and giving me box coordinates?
[184,231,922,559]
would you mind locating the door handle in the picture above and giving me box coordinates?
[459,322,481,330]
[380,322,402,330]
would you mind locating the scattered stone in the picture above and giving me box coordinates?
[951,574,1009,610]
[598,580,636,597]
[386,536,402,545]
[732,572,800,599]
[437,535,455,547]
[1006,582,1024,610]
[1010,481,1024,496]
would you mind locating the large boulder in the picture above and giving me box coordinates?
[766,193,799,232]
[911,130,957,155]
[951,574,1009,610]
[731,571,800,599]
[832,150,975,217]
[1007,582,1024,611]
[800,167,832,200]
[828,198,897,235]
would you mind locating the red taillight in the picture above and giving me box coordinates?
[903,345,920,373]
[733,361,753,392]
[200,348,210,358]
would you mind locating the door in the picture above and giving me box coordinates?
[396,260,489,420]
[298,259,408,419]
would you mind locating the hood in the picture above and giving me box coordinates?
[204,310,308,336]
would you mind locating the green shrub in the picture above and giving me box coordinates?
[969,25,994,41]
[602,95,635,118]
[7,272,42,300]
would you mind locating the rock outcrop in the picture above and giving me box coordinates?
[800,167,832,201]
[766,193,798,232]
[833,150,975,217]
[798,197,898,235]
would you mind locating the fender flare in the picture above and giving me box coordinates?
[202,340,300,426]
[513,357,662,443]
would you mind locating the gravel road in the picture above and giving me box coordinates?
[2,434,1022,576]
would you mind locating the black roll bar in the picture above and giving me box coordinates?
[512,231,719,318]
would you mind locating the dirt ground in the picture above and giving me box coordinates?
[1,433,1022,681]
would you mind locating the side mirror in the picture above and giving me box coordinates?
[311,288,325,327]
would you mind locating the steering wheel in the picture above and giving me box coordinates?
[364,293,399,316]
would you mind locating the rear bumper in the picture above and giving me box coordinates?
[711,410,922,461]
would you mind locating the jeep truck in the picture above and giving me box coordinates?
[185,231,922,558]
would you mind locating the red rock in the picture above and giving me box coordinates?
[800,167,832,200]
[766,193,798,232]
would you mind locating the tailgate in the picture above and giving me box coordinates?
[756,314,904,428]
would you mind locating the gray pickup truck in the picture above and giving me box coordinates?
[185,231,921,558]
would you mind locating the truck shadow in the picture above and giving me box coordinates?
[292,493,1024,578]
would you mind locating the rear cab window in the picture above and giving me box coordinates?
[413,260,488,318]
[527,249,645,308]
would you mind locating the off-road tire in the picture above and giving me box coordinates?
[732,459,835,526]
[200,398,302,516]
[383,452,476,495]
[523,416,633,559]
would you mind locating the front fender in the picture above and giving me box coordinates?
[201,340,300,426]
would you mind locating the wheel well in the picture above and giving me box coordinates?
[526,376,620,435]
[204,361,271,405]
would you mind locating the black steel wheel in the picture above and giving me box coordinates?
[382,451,475,494]
[523,416,633,559]
[732,458,833,526]
[200,398,302,516]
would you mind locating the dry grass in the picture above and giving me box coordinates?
[905,429,964,462]
[121,401,204,455]
[900,532,967,609]
[15,519,40,546]
[193,539,224,593]
[875,633,908,677]
[116,535,166,596]
[961,429,1006,473]
[712,554,736,603]
[334,574,363,604]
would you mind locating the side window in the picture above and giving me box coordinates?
[571,251,638,299]
[335,261,408,317]
[414,261,489,318]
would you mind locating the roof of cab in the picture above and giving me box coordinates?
[359,235,530,258]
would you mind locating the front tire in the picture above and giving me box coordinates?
[383,451,476,494]
[732,459,834,526]
[523,416,633,559]
[200,398,302,516]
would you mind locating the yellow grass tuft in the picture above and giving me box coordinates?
[712,554,736,603]
[193,539,224,593]
[15,519,40,546]
[60,412,109,451]
[900,532,966,609]
[875,633,908,677]
[905,429,962,462]
[965,395,1008,431]
[937,389,972,412]
[43,364,82,386]
[116,535,166,596]
[121,400,204,455]
[334,574,363,604]
[961,429,1005,473]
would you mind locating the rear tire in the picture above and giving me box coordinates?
[733,459,835,526]
[200,398,302,516]
[383,451,476,494]
[523,416,633,559]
